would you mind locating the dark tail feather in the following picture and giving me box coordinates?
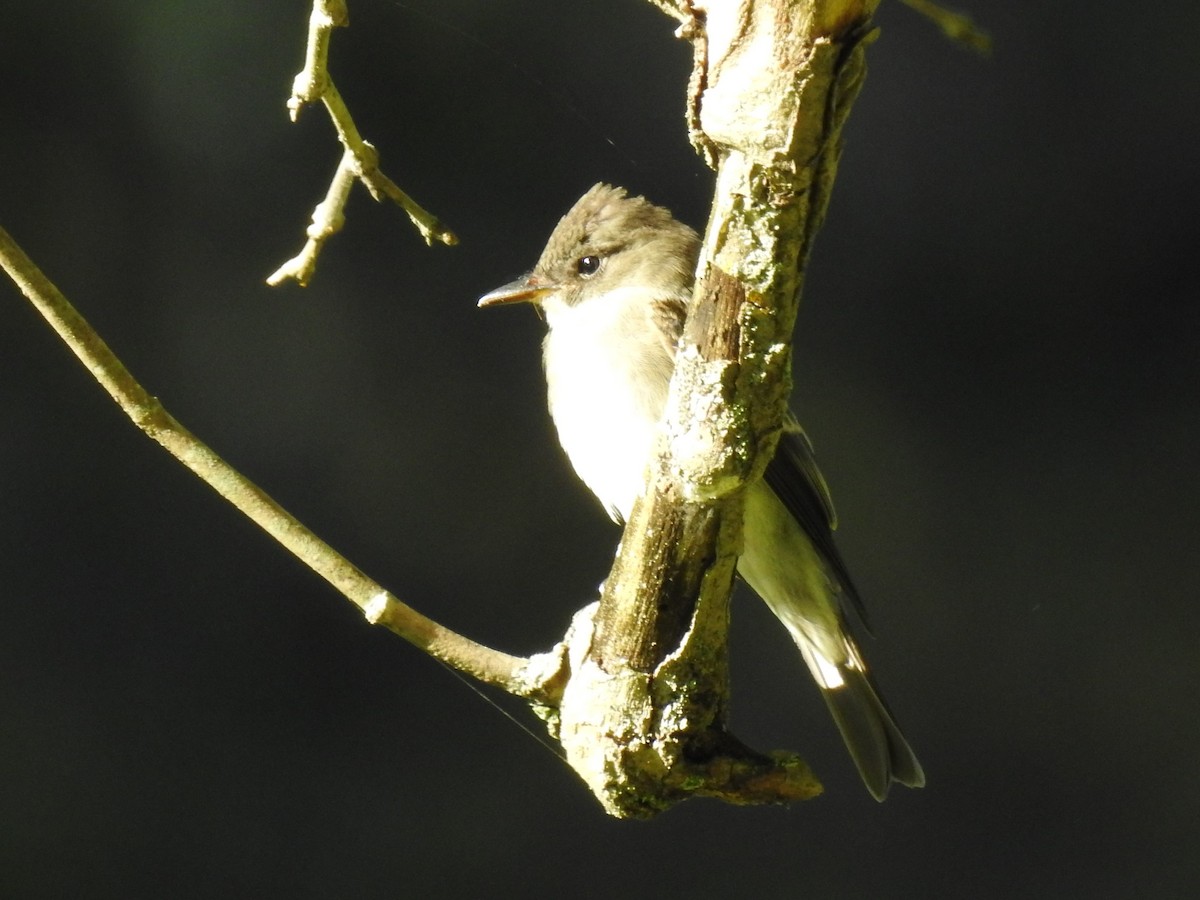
[819,665,925,801]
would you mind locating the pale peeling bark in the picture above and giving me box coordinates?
[550,0,881,817]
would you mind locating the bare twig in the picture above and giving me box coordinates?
[899,0,991,55]
[269,0,457,287]
[0,225,554,704]
[267,149,356,286]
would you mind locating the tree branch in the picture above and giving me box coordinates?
[546,0,883,816]
[0,225,559,705]
[268,0,457,287]
[900,0,990,55]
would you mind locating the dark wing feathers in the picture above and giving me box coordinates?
[762,417,872,633]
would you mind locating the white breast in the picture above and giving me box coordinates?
[541,287,678,522]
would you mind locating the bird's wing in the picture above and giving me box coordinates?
[762,416,872,632]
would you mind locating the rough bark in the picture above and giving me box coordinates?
[550,0,882,817]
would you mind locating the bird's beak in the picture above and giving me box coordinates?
[477,273,555,308]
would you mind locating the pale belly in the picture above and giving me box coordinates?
[541,291,675,522]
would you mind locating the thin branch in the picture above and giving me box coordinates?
[899,0,991,55]
[267,148,356,287]
[0,225,557,705]
[269,0,457,287]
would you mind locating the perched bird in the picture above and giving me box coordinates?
[478,183,923,800]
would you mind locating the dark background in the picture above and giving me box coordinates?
[2,1,1197,896]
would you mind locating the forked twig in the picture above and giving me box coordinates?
[268,0,457,287]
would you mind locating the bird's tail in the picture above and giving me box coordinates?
[796,636,925,801]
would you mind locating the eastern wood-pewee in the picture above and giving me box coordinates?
[478,184,924,801]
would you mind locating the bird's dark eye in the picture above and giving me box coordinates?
[576,255,601,277]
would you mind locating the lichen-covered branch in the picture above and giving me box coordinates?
[268,0,457,287]
[547,0,883,817]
